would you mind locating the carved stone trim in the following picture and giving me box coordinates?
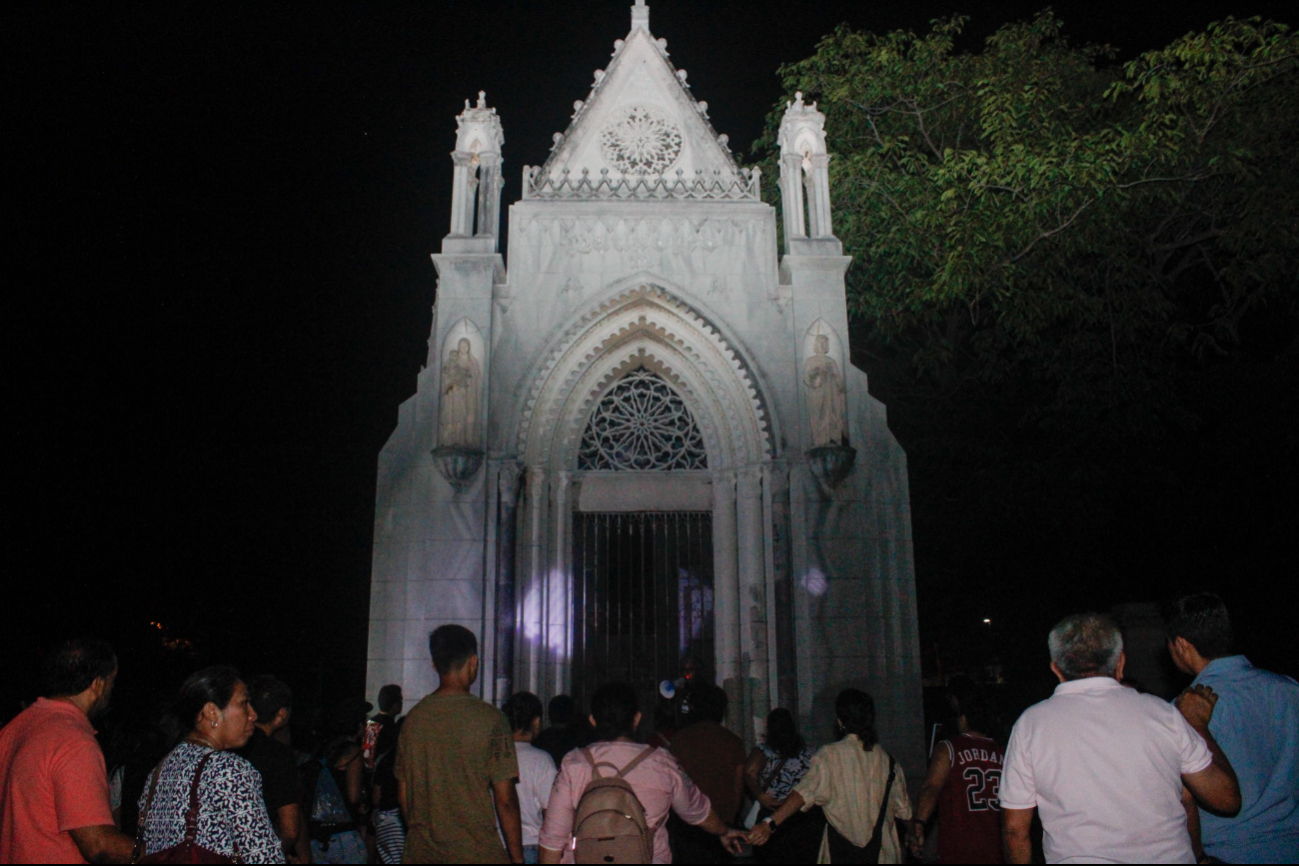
[515,283,772,469]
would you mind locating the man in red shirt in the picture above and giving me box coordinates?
[0,638,136,864]
[908,689,1007,863]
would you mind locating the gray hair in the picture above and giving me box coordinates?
[1048,613,1123,679]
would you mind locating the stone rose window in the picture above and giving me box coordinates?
[578,368,707,470]
[599,105,683,175]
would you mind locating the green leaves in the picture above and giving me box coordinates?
[756,12,1298,442]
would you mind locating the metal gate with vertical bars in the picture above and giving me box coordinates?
[571,511,713,715]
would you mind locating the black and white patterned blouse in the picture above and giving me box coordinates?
[757,743,816,801]
[138,742,285,864]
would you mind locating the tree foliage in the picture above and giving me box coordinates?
[757,13,1299,443]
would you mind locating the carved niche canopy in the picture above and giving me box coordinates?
[599,105,683,175]
[578,368,708,471]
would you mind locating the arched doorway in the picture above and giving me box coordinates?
[511,282,777,734]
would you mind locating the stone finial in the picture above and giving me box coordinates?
[455,91,504,153]
[778,90,827,160]
[631,0,649,32]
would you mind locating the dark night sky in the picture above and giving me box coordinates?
[8,1,1296,718]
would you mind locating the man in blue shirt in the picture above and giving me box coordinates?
[1166,593,1299,863]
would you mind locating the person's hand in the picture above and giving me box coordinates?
[1176,684,1219,729]
[720,829,748,856]
[905,820,925,858]
[747,820,772,847]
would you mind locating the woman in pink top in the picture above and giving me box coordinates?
[538,683,747,864]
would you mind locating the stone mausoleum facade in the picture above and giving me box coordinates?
[368,1,922,774]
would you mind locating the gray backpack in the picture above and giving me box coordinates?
[572,746,657,864]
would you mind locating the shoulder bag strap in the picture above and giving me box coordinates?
[615,746,656,779]
[183,752,216,845]
[132,763,163,862]
[759,756,789,792]
[869,756,896,841]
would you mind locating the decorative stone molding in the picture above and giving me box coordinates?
[515,283,773,470]
[498,461,524,508]
[578,368,708,471]
[431,446,484,491]
[806,444,856,492]
[522,166,760,201]
[599,105,682,175]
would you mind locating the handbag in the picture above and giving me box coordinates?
[824,754,895,864]
[134,751,241,864]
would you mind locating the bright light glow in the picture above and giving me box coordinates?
[801,567,828,597]
[983,618,991,624]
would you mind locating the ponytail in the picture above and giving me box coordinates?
[834,688,877,751]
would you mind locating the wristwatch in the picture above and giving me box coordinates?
[762,816,777,831]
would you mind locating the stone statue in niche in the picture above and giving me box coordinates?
[439,338,481,447]
[805,334,846,446]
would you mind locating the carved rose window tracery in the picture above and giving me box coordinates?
[599,106,683,175]
[578,369,707,471]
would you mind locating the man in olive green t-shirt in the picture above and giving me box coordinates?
[396,625,522,864]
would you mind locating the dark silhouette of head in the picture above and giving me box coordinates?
[247,675,293,731]
[835,688,878,750]
[42,638,117,698]
[377,684,403,714]
[590,683,639,741]
[42,637,118,720]
[429,624,477,676]
[504,691,544,735]
[960,689,1006,745]
[1163,593,1234,660]
[549,694,575,726]
[764,707,805,759]
[691,684,728,725]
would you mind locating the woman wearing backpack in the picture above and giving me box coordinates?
[747,689,914,864]
[538,682,748,864]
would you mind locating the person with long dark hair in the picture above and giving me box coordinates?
[743,707,822,863]
[135,665,284,863]
[748,689,914,863]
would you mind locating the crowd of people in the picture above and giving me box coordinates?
[1,593,1296,864]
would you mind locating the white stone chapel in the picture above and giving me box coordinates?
[368,1,922,774]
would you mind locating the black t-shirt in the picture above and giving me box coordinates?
[237,728,303,812]
[369,712,401,760]
[533,721,595,768]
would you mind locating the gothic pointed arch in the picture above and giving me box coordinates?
[515,281,773,470]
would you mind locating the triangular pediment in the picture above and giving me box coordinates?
[535,23,743,190]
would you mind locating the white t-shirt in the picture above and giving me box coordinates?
[1000,676,1213,864]
[514,741,558,847]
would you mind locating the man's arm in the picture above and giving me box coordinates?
[68,824,136,864]
[908,742,952,856]
[492,778,524,865]
[1176,685,1241,816]
[1181,786,1205,863]
[1001,807,1034,865]
[273,803,302,852]
[293,806,312,864]
[396,777,407,816]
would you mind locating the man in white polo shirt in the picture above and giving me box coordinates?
[1000,612,1240,864]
